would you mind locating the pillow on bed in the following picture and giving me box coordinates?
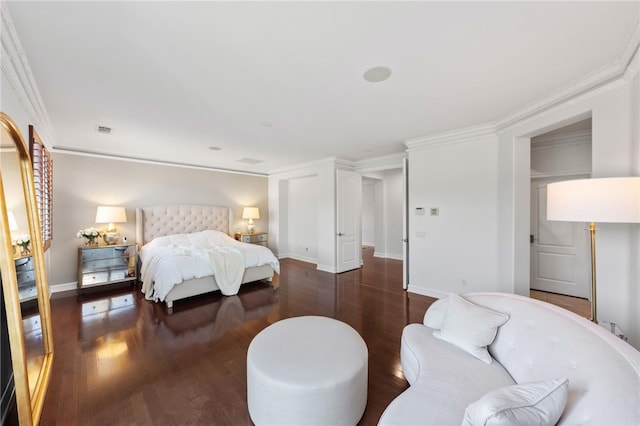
[433,293,509,364]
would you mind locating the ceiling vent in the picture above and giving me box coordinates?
[95,125,113,134]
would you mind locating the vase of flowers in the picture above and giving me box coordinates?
[14,235,30,256]
[77,227,101,246]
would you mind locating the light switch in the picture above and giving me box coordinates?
[430,208,439,216]
[415,207,425,216]
[416,231,426,238]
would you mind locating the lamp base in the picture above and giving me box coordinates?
[102,232,120,245]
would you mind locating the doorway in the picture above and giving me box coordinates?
[360,169,404,262]
[529,119,592,298]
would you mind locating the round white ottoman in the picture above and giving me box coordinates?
[247,316,368,426]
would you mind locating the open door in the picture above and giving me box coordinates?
[402,157,409,290]
[336,169,362,273]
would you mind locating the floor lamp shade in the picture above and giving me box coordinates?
[546,177,640,324]
[547,177,640,223]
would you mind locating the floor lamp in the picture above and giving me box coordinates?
[546,177,640,324]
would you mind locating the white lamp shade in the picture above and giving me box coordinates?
[8,210,18,231]
[95,206,127,224]
[242,207,260,220]
[547,177,640,223]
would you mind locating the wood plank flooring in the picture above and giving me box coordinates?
[40,247,433,425]
[39,247,591,425]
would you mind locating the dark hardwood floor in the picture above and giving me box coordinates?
[40,247,435,425]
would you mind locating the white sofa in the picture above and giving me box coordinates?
[379,292,640,425]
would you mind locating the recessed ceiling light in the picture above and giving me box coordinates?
[363,66,392,83]
[208,146,222,151]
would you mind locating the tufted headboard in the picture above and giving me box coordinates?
[136,205,233,246]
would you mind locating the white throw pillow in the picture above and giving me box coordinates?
[423,297,448,329]
[462,378,569,426]
[433,293,509,364]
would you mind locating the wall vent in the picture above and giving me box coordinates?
[95,125,113,134]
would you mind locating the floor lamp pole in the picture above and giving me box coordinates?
[589,222,597,324]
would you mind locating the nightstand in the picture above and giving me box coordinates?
[236,232,268,246]
[15,255,37,303]
[78,243,137,292]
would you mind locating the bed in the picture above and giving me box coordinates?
[136,205,279,312]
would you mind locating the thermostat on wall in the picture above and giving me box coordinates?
[415,207,425,215]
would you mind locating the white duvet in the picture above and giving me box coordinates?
[139,230,280,301]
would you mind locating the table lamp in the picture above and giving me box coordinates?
[243,207,260,234]
[95,206,127,245]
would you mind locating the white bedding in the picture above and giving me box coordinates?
[140,230,280,301]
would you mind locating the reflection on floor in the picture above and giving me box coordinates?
[39,247,596,425]
[40,249,435,425]
[530,289,591,319]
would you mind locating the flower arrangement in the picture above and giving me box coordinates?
[14,234,30,255]
[77,227,102,246]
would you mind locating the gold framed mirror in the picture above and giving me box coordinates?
[0,112,54,425]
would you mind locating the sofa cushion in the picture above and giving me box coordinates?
[462,377,569,426]
[379,324,516,425]
[433,293,509,364]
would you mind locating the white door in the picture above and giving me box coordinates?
[402,158,409,290]
[337,169,361,273]
[530,180,589,298]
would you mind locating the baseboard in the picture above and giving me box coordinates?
[316,264,336,273]
[373,251,403,261]
[407,284,447,299]
[50,281,77,294]
[279,253,317,264]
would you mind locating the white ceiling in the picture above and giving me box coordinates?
[5,1,639,175]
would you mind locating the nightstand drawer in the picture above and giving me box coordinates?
[81,268,128,286]
[81,246,127,261]
[239,233,268,245]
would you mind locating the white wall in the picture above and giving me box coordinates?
[407,134,499,298]
[361,181,376,246]
[383,169,403,260]
[285,175,318,262]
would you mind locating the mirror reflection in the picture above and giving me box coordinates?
[0,121,44,398]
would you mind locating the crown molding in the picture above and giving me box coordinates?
[268,156,354,177]
[404,122,497,151]
[53,146,268,177]
[0,5,56,145]
[405,22,640,150]
[496,21,640,132]
[354,152,406,172]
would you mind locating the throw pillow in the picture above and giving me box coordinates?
[423,297,448,329]
[433,293,509,364]
[462,378,569,426]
